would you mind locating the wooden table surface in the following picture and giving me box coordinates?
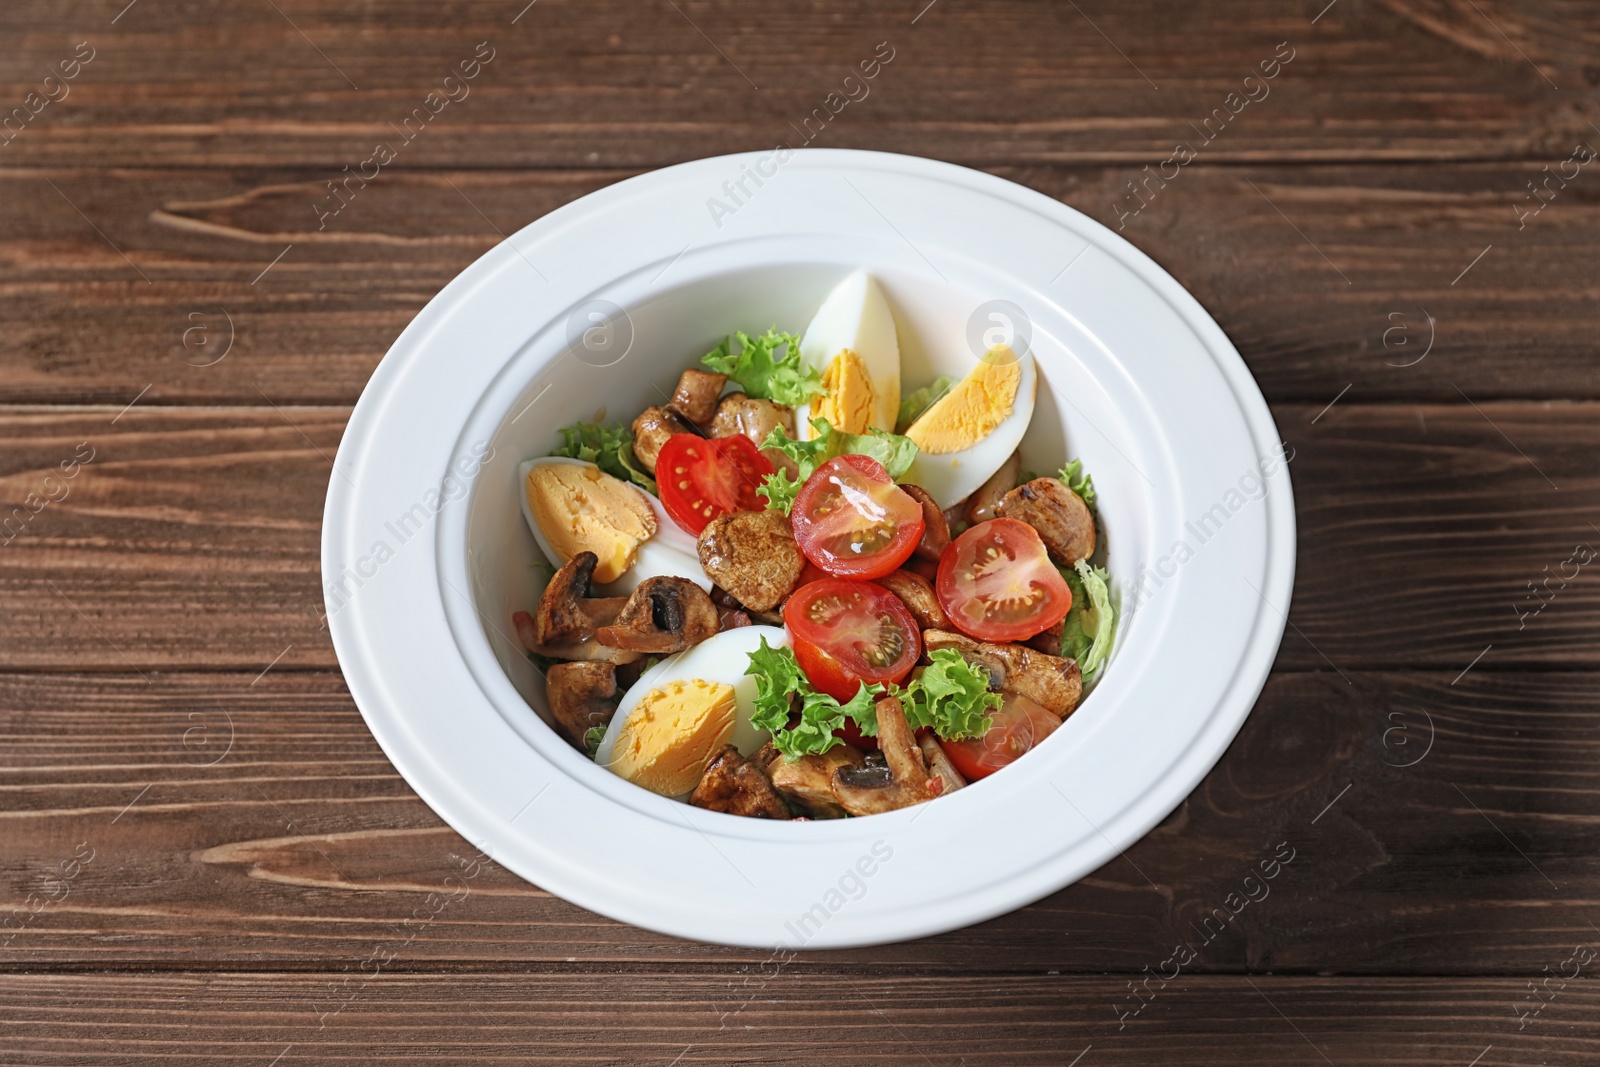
[4,0,1599,1062]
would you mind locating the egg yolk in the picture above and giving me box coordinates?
[814,348,877,435]
[604,678,736,796]
[904,345,1021,455]
[526,463,656,583]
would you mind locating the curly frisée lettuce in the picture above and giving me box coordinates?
[894,649,1000,741]
[550,420,658,495]
[1059,458,1097,515]
[746,637,885,760]
[756,417,920,513]
[895,374,955,433]
[1061,560,1115,677]
[747,640,999,757]
[701,327,824,408]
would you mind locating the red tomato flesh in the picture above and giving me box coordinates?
[936,517,1072,642]
[791,455,925,579]
[834,715,878,752]
[939,692,1060,780]
[656,433,774,535]
[784,577,921,702]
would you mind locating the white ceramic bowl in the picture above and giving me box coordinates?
[322,150,1294,948]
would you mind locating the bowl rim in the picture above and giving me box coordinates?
[323,148,1295,947]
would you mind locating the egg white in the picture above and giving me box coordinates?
[594,624,787,792]
[795,269,901,438]
[902,348,1038,510]
[518,456,709,595]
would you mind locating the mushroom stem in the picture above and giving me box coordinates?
[830,694,936,816]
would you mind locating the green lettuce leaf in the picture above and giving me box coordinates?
[1061,560,1115,676]
[748,637,811,736]
[897,648,1001,741]
[582,725,606,757]
[1059,458,1097,515]
[756,466,807,514]
[745,637,885,760]
[550,420,658,495]
[781,683,882,761]
[756,417,919,513]
[700,327,823,407]
[895,374,955,432]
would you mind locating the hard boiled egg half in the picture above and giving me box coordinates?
[902,344,1038,510]
[518,457,709,595]
[594,625,784,798]
[795,269,900,438]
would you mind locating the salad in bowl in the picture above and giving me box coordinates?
[513,270,1116,820]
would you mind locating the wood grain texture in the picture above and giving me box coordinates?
[0,407,337,672]
[1282,401,1600,670]
[1,0,1596,168]
[1,404,1596,672]
[2,669,1595,971]
[3,164,1600,406]
[1,972,1593,1064]
[3,0,1598,1056]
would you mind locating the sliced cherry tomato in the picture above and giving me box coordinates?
[939,692,1060,781]
[784,577,921,702]
[936,517,1072,642]
[656,433,774,535]
[791,455,925,579]
[795,559,829,589]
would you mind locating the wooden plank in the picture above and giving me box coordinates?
[1281,401,1600,671]
[0,0,1593,167]
[0,972,1592,1064]
[1,404,1597,672]
[0,407,338,672]
[3,163,1596,408]
[1,669,1595,970]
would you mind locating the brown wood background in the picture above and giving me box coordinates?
[4,0,1600,1063]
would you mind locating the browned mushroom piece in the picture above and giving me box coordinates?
[830,694,937,816]
[668,368,729,427]
[751,741,782,771]
[763,447,802,482]
[689,745,794,819]
[964,449,1021,525]
[998,476,1097,566]
[514,552,639,664]
[595,576,719,654]
[707,392,800,479]
[918,733,967,797]
[697,509,807,613]
[875,569,949,631]
[629,405,695,474]
[708,392,795,446]
[1024,617,1065,656]
[922,629,1082,718]
[900,483,951,561]
[545,661,622,751]
[767,743,864,819]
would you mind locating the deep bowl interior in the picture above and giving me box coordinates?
[328,150,1289,945]
[463,257,1150,764]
